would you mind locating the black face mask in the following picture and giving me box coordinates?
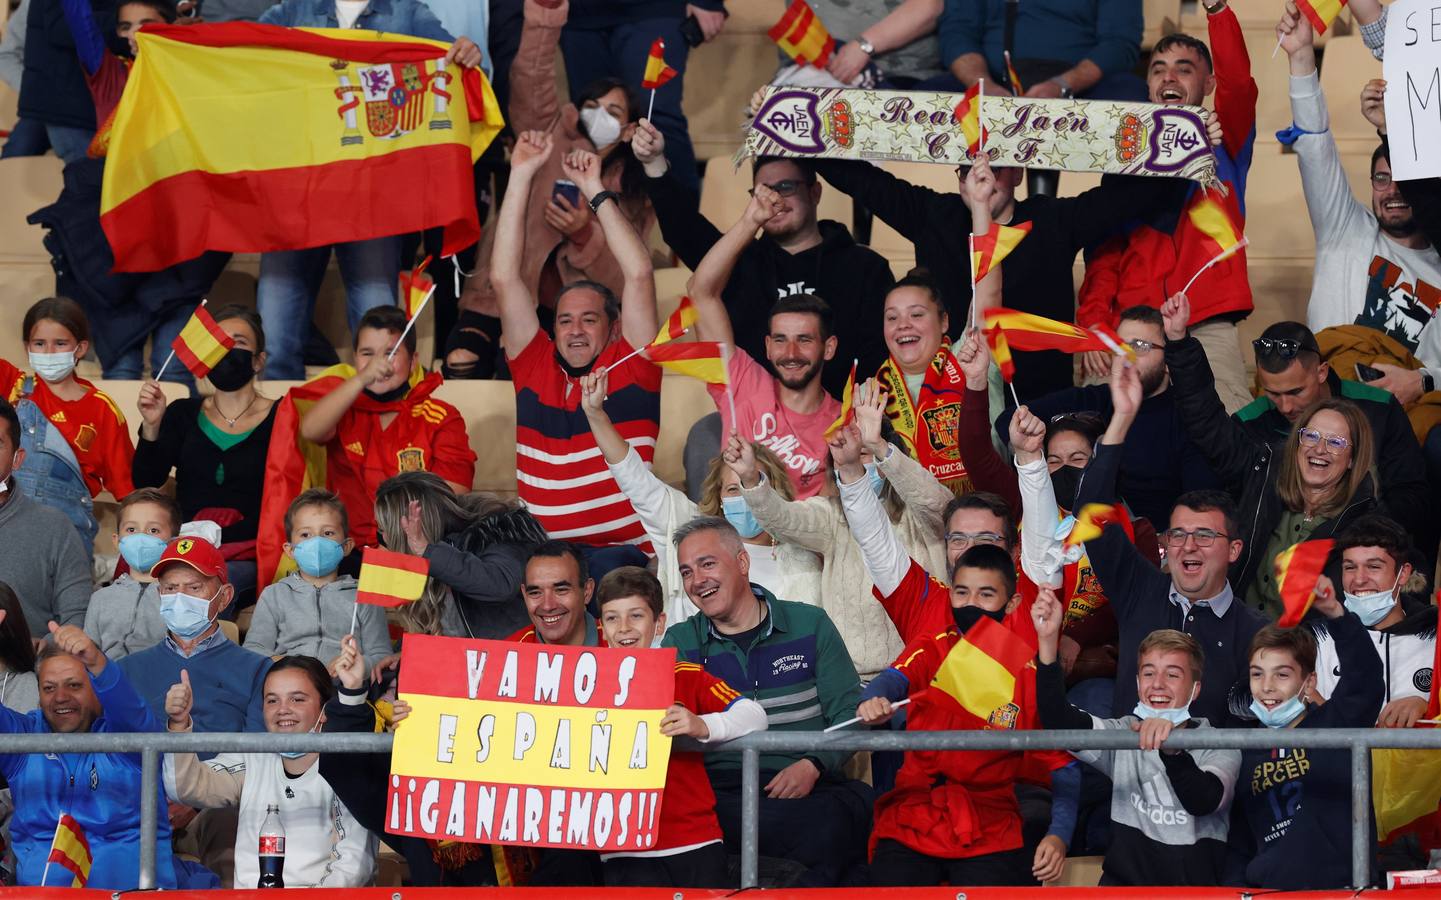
[206,348,255,392]
[1049,464,1085,513]
[952,604,1007,633]
[364,382,410,404]
[553,351,597,380]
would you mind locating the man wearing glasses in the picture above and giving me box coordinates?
[1072,356,1265,728]
[1278,1,1441,408]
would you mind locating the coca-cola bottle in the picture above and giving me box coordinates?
[257,804,285,888]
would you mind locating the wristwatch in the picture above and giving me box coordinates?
[856,35,875,56]
[1050,75,1074,99]
[1423,371,1436,394]
[588,190,620,213]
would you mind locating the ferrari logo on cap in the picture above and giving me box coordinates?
[177,539,194,554]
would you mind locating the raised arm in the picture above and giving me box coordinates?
[561,148,657,349]
[687,186,783,346]
[493,130,554,357]
[828,0,942,83]
[1206,3,1257,160]
[857,380,952,529]
[726,433,837,554]
[579,369,631,464]
[1013,406,1066,589]
[507,0,566,132]
[964,158,1003,320]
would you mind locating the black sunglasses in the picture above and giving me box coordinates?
[1252,337,1316,360]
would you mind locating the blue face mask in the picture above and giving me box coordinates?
[1132,701,1193,726]
[291,536,345,577]
[119,533,168,574]
[1250,693,1307,728]
[160,589,218,640]
[721,495,763,539]
[866,462,885,497]
[1343,573,1401,627]
[29,350,76,383]
[277,716,322,758]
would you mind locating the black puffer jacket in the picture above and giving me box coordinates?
[1166,334,1381,603]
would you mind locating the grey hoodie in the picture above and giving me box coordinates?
[84,575,167,660]
[0,480,91,637]
[243,573,391,668]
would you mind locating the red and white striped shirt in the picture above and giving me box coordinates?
[510,331,661,550]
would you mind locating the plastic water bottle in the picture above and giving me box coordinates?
[257,804,285,888]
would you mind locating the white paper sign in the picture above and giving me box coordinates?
[1384,0,1441,180]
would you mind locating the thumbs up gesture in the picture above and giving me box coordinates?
[165,669,194,730]
[48,620,106,676]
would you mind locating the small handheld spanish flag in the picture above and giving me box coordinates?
[167,301,235,380]
[984,324,1016,383]
[44,814,92,888]
[953,81,987,155]
[653,297,698,346]
[399,256,435,321]
[1297,0,1347,34]
[1273,538,1335,628]
[646,341,730,384]
[357,546,429,607]
[1004,50,1024,95]
[929,613,1034,729]
[971,220,1033,282]
[1181,194,1248,294]
[982,307,1107,355]
[769,0,836,68]
[823,360,857,440]
[642,38,678,90]
[1063,503,1128,550]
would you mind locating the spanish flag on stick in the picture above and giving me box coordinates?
[1273,538,1335,628]
[982,308,1110,355]
[653,297,698,346]
[984,324,1016,383]
[1298,0,1348,33]
[929,613,1034,729]
[971,220,1033,282]
[641,38,678,120]
[1063,503,1129,550]
[953,80,987,155]
[1181,194,1248,294]
[823,360,857,440]
[769,0,836,68]
[1004,50,1024,95]
[101,23,504,273]
[160,300,235,381]
[646,341,730,384]
[357,546,429,607]
[400,256,435,321]
[43,814,92,888]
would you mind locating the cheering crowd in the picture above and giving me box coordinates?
[2,0,1441,891]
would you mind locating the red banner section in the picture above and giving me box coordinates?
[10,887,1441,897]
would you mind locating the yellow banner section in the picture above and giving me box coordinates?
[390,693,672,791]
[106,28,501,210]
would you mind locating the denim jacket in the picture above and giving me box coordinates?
[258,0,453,42]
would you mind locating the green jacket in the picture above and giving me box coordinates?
[662,585,860,775]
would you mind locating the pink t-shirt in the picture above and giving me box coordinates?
[708,350,841,499]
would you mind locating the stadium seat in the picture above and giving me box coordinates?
[0,82,16,134]
[655,265,694,334]
[0,263,55,365]
[0,155,62,262]
[1242,146,1314,259]
[1243,28,1302,145]
[1142,0,1182,48]
[683,19,778,161]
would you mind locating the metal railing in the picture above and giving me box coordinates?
[5,727,1441,890]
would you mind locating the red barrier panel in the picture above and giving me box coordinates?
[7,889,1441,898]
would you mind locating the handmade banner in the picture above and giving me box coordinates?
[1383,0,1441,180]
[743,86,1218,187]
[387,635,676,851]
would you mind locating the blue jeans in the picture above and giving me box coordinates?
[44,124,96,164]
[105,303,195,384]
[1,118,51,158]
[560,17,698,192]
[257,236,401,379]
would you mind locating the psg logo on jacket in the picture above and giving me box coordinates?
[1416,667,1433,694]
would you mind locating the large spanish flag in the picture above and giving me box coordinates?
[1272,538,1334,628]
[102,23,504,272]
[768,0,835,68]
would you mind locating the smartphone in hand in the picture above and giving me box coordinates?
[552,179,582,208]
[1356,363,1385,382]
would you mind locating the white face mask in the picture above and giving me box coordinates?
[29,350,77,383]
[579,106,622,149]
[1343,572,1402,627]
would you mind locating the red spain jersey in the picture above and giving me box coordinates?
[876,558,1043,646]
[650,661,741,851]
[1,359,134,499]
[326,373,475,547]
[508,331,660,551]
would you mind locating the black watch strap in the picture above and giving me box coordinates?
[588,190,620,213]
[1423,371,1435,394]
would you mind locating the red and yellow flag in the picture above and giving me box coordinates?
[929,614,1033,728]
[101,23,504,273]
[971,220,1032,282]
[953,81,987,154]
[358,546,430,607]
[646,341,729,384]
[768,0,836,68]
[823,360,857,440]
[172,303,236,379]
[1004,51,1024,95]
[985,325,1016,383]
[47,814,92,888]
[1187,195,1246,259]
[400,256,435,321]
[1297,0,1348,34]
[642,38,678,89]
[653,296,697,346]
[982,307,1107,355]
[1063,503,1129,550]
[1273,539,1335,628]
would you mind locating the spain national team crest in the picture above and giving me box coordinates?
[920,404,961,459]
[332,56,455,146]
[396,446,426,473]
[987,702,1020,730]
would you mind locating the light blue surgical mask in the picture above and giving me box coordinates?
[721,495,763,539]
[29,350,76,383]
[291,536,345,578]
[1250,693,1307,728]
[160,589,218,640]
[1132,701,1193,726]
[866,462,884,497]
[1343,573,1401,627]
[277,716,323,758]
[119,533,168,574]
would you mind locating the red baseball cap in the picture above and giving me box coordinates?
[152,537,229,583]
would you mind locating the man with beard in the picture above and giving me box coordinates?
[496,131,662,574]
[1277,0,1441,406]
[1077,2,1258,413]
[996,305,1218,530]
[689,185,843,499]
[661,517,870,886]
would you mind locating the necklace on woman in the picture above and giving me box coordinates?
[213,390,260,427]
